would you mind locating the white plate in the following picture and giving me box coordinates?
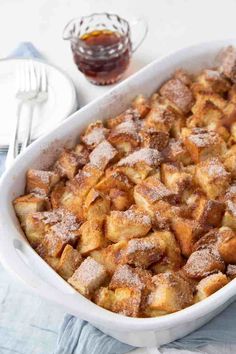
[0,58,77,147]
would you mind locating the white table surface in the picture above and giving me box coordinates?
[1,0,236,353]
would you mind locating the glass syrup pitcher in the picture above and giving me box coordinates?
[63,13,148,85]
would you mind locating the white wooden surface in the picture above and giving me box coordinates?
[0,0,236,353]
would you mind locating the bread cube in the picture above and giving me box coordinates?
[68,257,108,298]
[145,105,175,132]
[196,69,230,94]
[117,148,162,184]
[195,272,228,302]
[226,264,236,279]
[163,139,192,166]
[139,128,169,151]
[90,240,127,275]
[26,169,60,196]
[160,78,194,113]
[171,217,205,257]
[95,171,133,193]
[13,194,48,225]
[145,272,194,316]
[24,212,51,248]
[105,208,151,242]
[109,264,152,291]
[224,145,236,178]
[174,69,192,86]
[192,92,227,116]
[134,174,175,211]
[81,120,109,150]
[131,94,150,118]
[50,181,66,209]
[121,232,166,268]
[192,196,225,227]
[218,226,236,264]
[183,249,225,279]
[83,189,110,221]
[109,188,133,211]
[151,231,183,274]
[192,229,218,252]
[161,163,191,194]
[89,140,117,170]
[184,128,226,163]
[95,286,141,317]
[57,245,82,280]
[108,119,139,154]
[222,200,236,231]
[54,149,85,179]
[77,220,107,255]
[219,45,236,82]
[107,108,140,129]
[194,158,230,199]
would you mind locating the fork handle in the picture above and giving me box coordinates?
[20,103,34,153]
[5,102,23,169]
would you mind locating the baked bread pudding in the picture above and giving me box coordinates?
[13,46,236,317]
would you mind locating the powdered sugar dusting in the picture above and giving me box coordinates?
[89,140,117,169]
[117,148,161,167]
[70,257,107,287]
[110,264,144,290]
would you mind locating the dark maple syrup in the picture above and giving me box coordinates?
[72,29,132,85]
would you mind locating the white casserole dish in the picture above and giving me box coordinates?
[0,38,236,348]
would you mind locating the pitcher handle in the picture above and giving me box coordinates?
[63,17,77,40]
[130,17,148,53]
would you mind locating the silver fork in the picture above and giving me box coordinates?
[5,61,48,169]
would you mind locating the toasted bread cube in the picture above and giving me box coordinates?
[90,240,127,275]
[68,257,108,298]
[83,189,110,221]
[224,145,236,178]
[60,164,103,220]
[163,139,192,166]
[57,245,82,280]
[218,227,236,264]
[160,79,194,113]
[109,264,152,291]
[50,181,66,209]
[145,105,175,132]
[94,287,115,310]
[195,272,228,302]
[78,220,107,255]
[41,210,81,257]
[26,169,60,196]
[95,171,133,192]
[134,174,175,211]
[174,69,192,86]
[192,196,225,227]
[105,208,151,242]
[121,232,166,268]
[109,188,133,211]
[13,194,48,225]
[145,272,194,315]
[194,158,230,199]
[24,212,50,247]
[108,120,139,153]
[131,94,150,118]
[44,256,60,271]
[81,120,109,150]
[107,108,140,129]
[54,149,84,179]
[183,249,225,279]
[171,217,205,257]
[192,92,227,116]
[192,229,219,252]
[151,231,183,274]
[112,287,141,317]
[219,45,236,82]
[226,264,236,279]
[229,84,236,103]
[89,140,117,170]
[196,69,230,94]
[117,148,162,184]
[184,128,226,163]
[139,128,169,151]
[161,163,191,194]
[222,200,236,231]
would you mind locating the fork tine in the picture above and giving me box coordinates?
[40,64,47,93]
[29,60,38,93]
